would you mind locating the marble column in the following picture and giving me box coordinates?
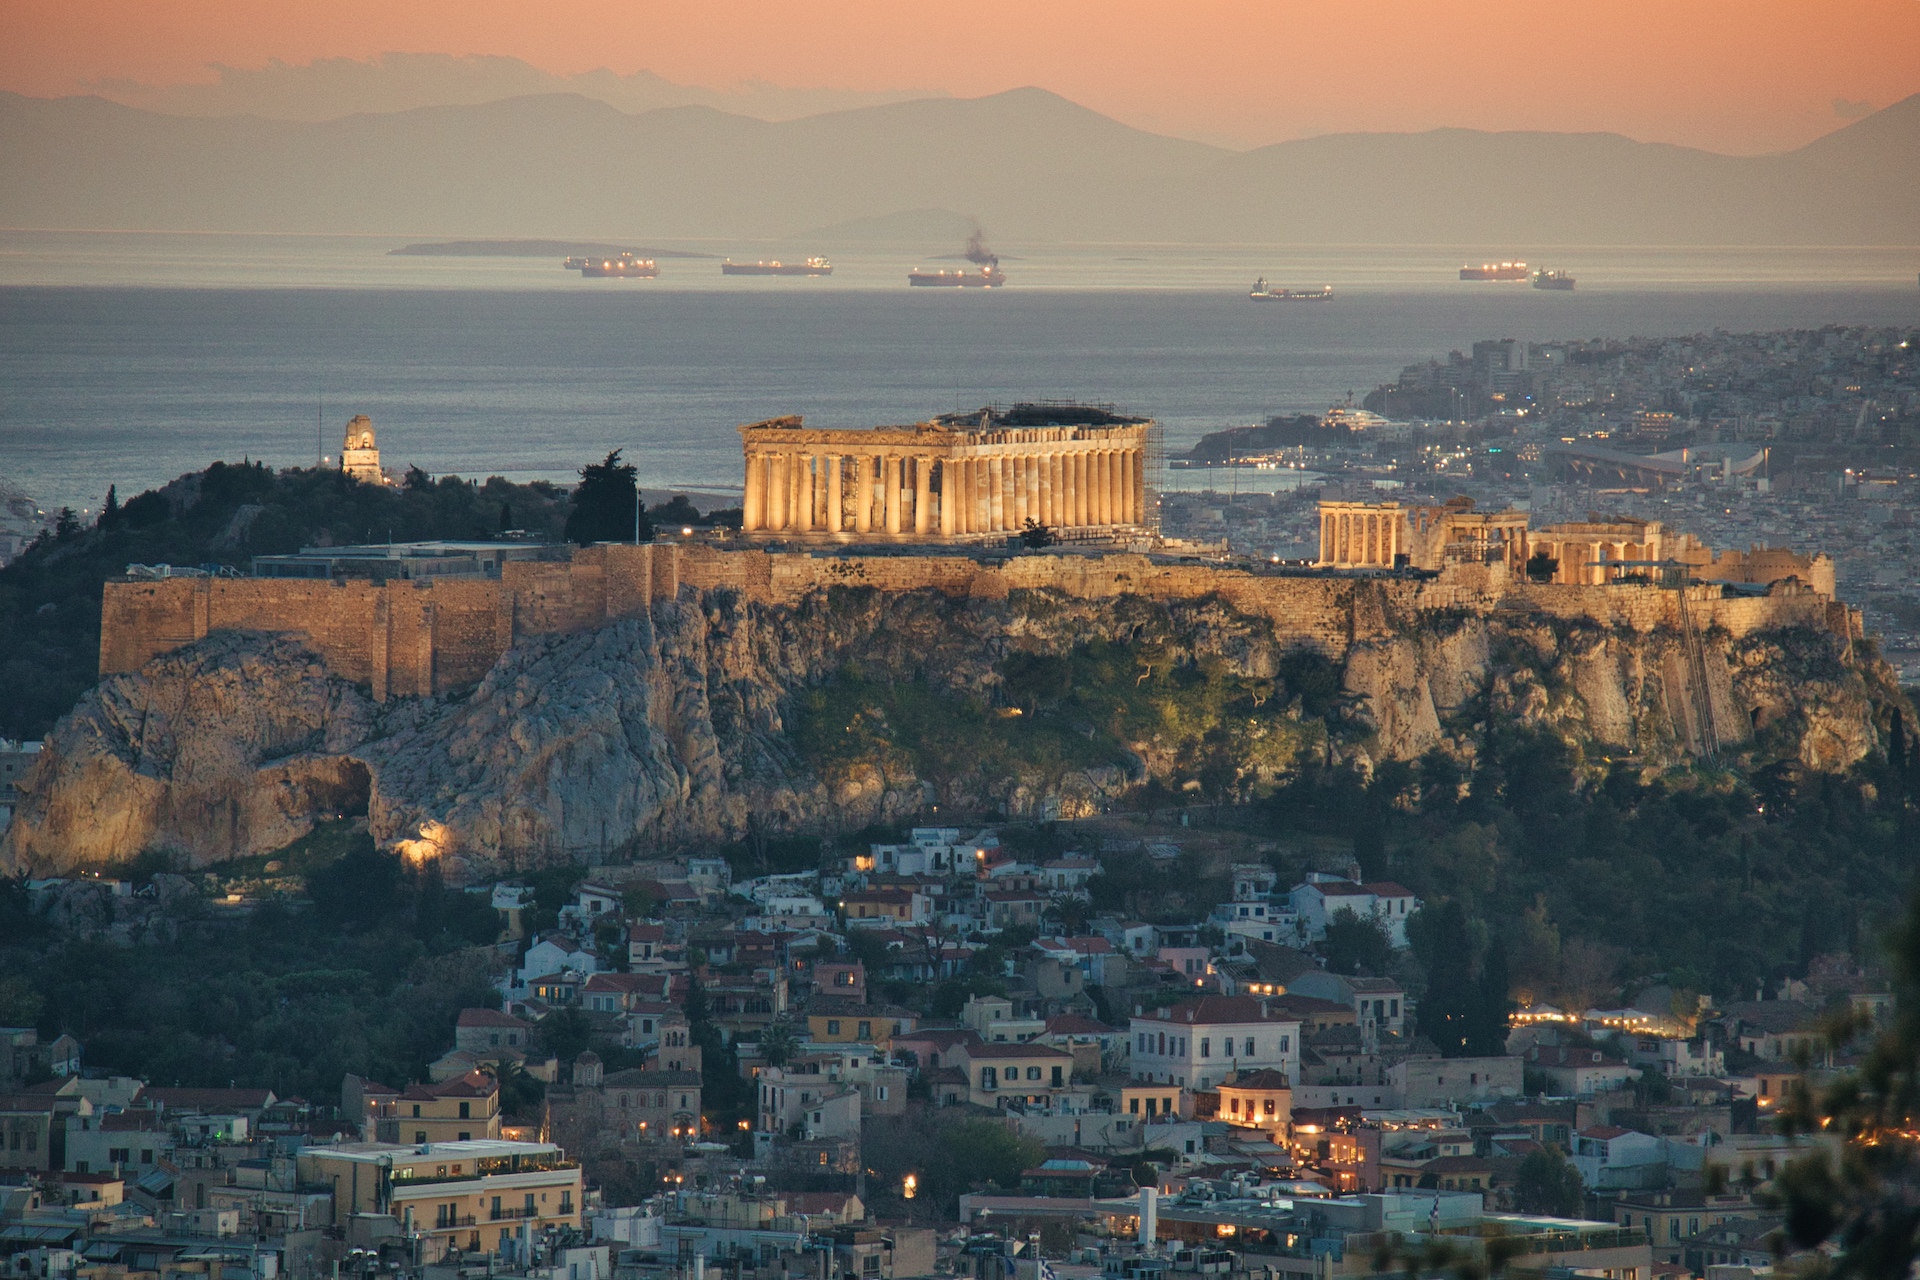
[882,456,900,534]
[973,459,990,532]
[742,453,765,531]
[939,460,956,536]
[795,456,815,533]
[1090,451,1108,525]
[853,456,872,533]
[1133,447,1148,526]
[769,453,789,531]
[826,456,843,533]
[1116,451,1133,524]
[914,457,933,535]
[1068,453,1085,526]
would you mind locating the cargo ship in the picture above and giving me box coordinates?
[580,254,658,278]
[1532,269,1576,291]
[722,257,833,276]
[909,265,1005,288]
[1250,278,1333,301]
[1459,261,1529,281]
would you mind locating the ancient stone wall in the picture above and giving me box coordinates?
[98,543,1860,701]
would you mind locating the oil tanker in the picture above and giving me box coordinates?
[1250,278,1333,301]
[1459,261,1529,281]
[909,265,1005,288]
[580,254,658,278]
[722,257,833,276]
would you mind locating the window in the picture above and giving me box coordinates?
[1244,1037,1255,1056]
[876,1086,889,1101]
[827,1021,841,1036]
[1200,1038,1211,1058]
[489,1033,500,1047]
[1025,1066,1039,1081]
[1390,999,1400,1017]
[1051,1066,1063,1087]
[413,1104,422,1118]
[459,1102,471,1120]
[1129,1098,1140,1115]
[1280,1035,1291,1052]
[858,1021,872,1039]
[1670,1221,1680,1242]
[415,1131,427,1143]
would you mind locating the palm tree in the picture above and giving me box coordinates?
[758,1019,800,1067]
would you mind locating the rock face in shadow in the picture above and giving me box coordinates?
[3,586,1894,877]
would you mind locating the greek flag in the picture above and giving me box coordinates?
[1039,1261,1057,1280]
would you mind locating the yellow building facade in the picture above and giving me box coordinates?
[297,1139,582,1258]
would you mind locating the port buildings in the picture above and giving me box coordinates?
[737,405,1153,540]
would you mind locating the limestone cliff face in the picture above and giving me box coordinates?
[1340,613,1887,774]
[3,585,1894,877]
[3,634,374,871]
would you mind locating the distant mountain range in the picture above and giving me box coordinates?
[83,53,944,123]
[2,86,1915,245]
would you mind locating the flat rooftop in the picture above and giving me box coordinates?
[306,1139,565,1164]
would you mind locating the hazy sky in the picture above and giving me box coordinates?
[6,0,1918,152]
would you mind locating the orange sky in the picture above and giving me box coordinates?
[5,0,1918,152]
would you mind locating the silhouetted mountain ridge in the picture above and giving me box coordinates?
[1,86,1913,244]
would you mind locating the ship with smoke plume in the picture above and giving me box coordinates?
[909,230,1006,287]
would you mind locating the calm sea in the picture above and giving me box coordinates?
[2,232,1917,514]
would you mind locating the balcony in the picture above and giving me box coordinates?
[430,1216,478,1231]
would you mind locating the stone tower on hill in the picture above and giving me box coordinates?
[341,415,386,484]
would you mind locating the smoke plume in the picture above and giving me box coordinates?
[964,228,999,268]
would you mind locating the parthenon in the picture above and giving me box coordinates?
[738,405,1154,540]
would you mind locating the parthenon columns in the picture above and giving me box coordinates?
[737,418,1153,539]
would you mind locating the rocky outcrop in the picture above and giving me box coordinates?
[3,585,1895,877]
[3,633,374,872]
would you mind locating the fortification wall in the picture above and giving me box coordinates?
[98,543,1859,700]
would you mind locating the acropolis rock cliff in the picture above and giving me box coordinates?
[1,547,1897,878]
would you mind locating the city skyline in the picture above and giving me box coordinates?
[3,0,1917,154]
